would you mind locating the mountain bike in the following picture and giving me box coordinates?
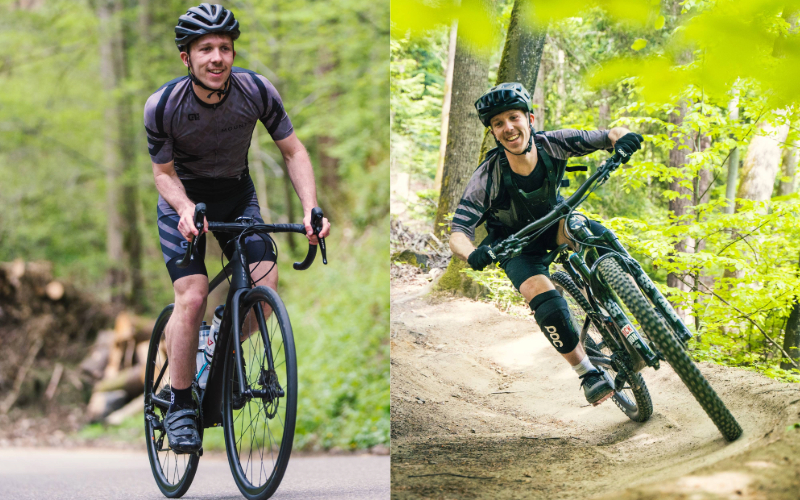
[491,154,742,442]
[143,204,328,499]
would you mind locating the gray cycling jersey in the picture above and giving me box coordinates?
[452,129,612,241]
[144,67,293,179]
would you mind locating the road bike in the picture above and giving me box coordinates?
[143,204,328,499]
[491,154,742,441]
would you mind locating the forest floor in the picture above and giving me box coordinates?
[390,269,800,500]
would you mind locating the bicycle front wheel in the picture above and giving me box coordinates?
[597,258,743,441]
[222,286,297,500]
[144,304,200,498]
[552,271,653,423]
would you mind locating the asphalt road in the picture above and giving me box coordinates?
[0,448,389,499]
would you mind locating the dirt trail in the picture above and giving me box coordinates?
[391,274,800,499]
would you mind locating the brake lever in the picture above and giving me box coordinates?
[310,207,327,265]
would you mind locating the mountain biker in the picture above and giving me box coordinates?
[449,82,643,406]
[143,3,330,453]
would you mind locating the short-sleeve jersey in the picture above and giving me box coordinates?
[144,67,293,180]
[451,129,612,241]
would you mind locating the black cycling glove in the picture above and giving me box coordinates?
[613,132,644,164]
[467,245,497,271]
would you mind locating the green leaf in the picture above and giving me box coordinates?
[631,39,648,51]
[654,15,665,30]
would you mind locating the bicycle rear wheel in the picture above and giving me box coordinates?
[552,271,653,422]
[144,305,200,498]
[223,286,297,500]
[597,258,743,441]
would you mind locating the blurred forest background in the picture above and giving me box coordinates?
[0,0,388,451]
[391,0,800,382]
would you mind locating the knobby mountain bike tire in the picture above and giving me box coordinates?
[597,258,743,441]
[222,286,298,500]
[552,271,653,423]
[144,305,200,498]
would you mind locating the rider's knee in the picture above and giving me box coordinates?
[529,290,579,354]
[174,285,207,313]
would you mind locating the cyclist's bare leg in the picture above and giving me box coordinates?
[165,274,209,390]
[519,274,587,364]
[241,259,278,342]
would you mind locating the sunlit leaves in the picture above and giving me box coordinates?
[631,38,648,50]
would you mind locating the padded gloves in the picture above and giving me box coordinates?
[613,132,644,164]
[467,245,497,271]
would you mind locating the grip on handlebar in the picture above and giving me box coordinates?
[176,203,207,269]
[194,203,206,230]
[310,207,328,265]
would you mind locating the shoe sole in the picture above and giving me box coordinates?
[591,390,615,407]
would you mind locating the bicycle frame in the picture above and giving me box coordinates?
[490,154,693,375]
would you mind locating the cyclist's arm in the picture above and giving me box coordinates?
[450,232,477,262]
[274,132,331,242]
[152,160,207,239]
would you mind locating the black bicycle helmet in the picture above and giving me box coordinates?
[474,82,533,127]
[175,3,240,52]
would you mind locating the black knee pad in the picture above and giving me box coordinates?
[530,290,580,354]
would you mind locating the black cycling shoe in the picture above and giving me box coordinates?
[164,386,202,454]
[580,368,615,406]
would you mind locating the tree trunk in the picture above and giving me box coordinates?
[598,88,610,129]
[735,117,790,209]
[478,0,547,160]
[724,93,741,213]
[434,22,458,193]
[97,0,125,305]
[437,0,546,295]
[693,134,713,330]
[666,100,693,321]
[781,252,800,369]
[432,0,492,238]
[555,48,565,124]
[532,59,545,130]
[778,141,798,196]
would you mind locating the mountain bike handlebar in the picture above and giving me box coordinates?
[175,203,328,271]
[491,153,623,259]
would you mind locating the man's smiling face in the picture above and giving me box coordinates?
[490,109,534,154]
[183,33,236,90]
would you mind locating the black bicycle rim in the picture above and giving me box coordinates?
[144,304,199,498]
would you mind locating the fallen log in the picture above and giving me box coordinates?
[86,390,128,422]
[79,330,115,380]
[94,364,145,400]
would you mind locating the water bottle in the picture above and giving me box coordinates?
[196,322,211,389]
[205,305,224,364]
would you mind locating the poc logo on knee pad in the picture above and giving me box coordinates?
[545,325,563,348]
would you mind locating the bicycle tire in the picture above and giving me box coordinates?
[597,258,743,441]
[144,304,200,498]
[552,271,653,422]
[222,286,297,500]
